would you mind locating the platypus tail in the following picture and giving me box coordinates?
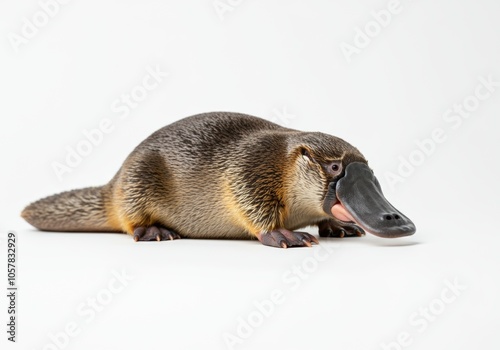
[21,186,119,232]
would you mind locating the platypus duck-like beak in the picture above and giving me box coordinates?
[328,162,416,238]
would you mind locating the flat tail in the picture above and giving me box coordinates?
[21,186,120,232]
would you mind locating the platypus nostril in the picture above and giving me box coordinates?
[384,215,393,220]
[394,214,401,220]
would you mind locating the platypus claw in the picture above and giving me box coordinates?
[133,225,181,242]
[258,229,319,248]
[318,219,365,238]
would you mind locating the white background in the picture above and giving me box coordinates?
[1,1,500,349]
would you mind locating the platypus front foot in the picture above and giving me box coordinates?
[318,219,365,238]
[133,225,181,242]
[257,229,319,248]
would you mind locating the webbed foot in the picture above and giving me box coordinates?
[318,219,365,238]
[133,225,181,242]
[258,229,319,248]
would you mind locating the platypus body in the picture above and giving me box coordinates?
[22,112,416,248]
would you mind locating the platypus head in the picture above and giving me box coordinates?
[291,132,416,238]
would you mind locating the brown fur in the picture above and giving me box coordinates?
[21,112,367,239]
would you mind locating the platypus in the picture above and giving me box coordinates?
[22,112,416,248]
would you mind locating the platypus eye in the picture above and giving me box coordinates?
[327,161,342,177]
